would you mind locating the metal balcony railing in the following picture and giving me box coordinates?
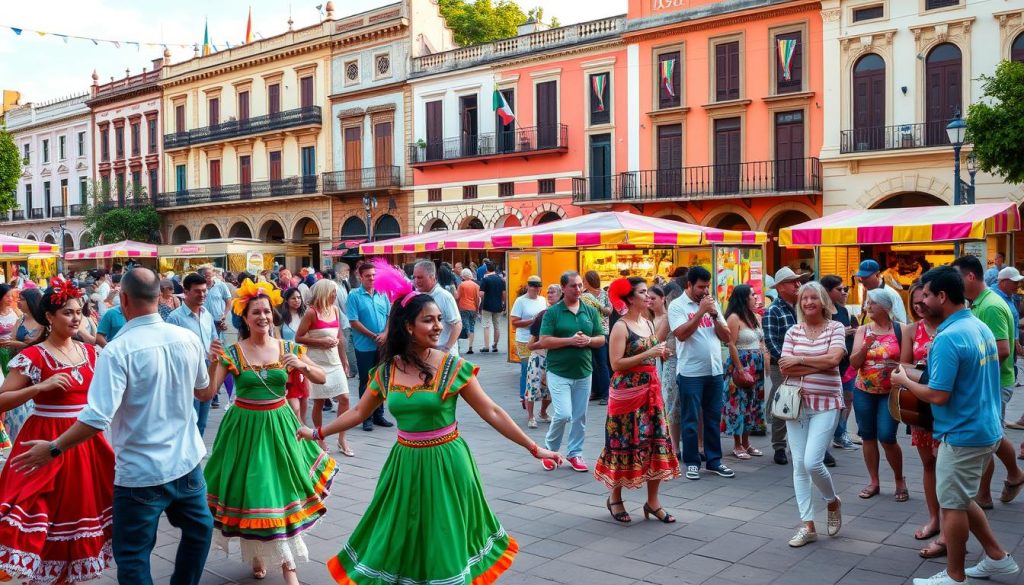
[322,166,401,193]
[69,204,87,216]
[155,175,319,208]
[163,106,322,149]
[571,158,822,204]
[409,124,568,164]
[50,206,65,217]
[12,210,24,221]
[30,208,44,219]
[839,121,957,154]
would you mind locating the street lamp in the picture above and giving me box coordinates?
[48,220,67,276]
[966,151,978,205]
[362,194,378,242]
[946,112,967,206]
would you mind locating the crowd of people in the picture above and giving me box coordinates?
[0,252,1022,585]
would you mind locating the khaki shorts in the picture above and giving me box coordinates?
[480,310,501,331]
[936,441,1000,510]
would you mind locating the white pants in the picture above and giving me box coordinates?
[786,408,840,522]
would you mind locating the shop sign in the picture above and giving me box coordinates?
[246,251,264,273]
[963,241,987,260]
[175,245,206,254]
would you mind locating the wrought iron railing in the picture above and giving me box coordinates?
[155,175,319,208]
[322,166,401,193]
[571,158,822,203]
[69,204,87,216]
[11,210,25,221]
[839,121,955,154]
[30,208,44,219]
[409,124,568,164]
[50,206,65,217]
[164,106,322,149]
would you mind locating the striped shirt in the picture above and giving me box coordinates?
[782,320,846,411]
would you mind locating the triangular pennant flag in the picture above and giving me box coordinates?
[92,38,99,45]
[113,40,120,48]
[202,19,211,56]
[36,31,46,38]
[10,27,22,35]
[245,7,253,44]
[58,34,68,44]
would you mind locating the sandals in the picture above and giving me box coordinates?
[732,448,751,460]
[643,502,675,523]
[858,485,880,499]
[915,526,940,541]
[895,487,910,503]
[606,498,631,524]
[1000,477,1024,503]
[919,541,948,559]
[337,441,355,458]
[252,558,267,580]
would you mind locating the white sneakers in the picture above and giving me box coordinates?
[788,527,817,547]
[913,570,964,585]
[913,553,1019,585]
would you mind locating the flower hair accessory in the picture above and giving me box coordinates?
[607,278,634,315]
[231,278,284,316]
[49,277,83,307]
[371,258,418,307]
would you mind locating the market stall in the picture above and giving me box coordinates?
[158,239,298,275]
[779,202,1022,308]
[0,235,60,285]
[65,240,158,271]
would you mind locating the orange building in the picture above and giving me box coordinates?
[572,0,825,271]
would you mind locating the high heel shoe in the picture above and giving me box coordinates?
[606,497,631,523]
[643,503,676,523]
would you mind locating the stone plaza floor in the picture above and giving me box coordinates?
[87,347,1024,585]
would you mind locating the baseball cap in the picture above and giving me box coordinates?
[854,259,881,278]
[998,267,1024,282]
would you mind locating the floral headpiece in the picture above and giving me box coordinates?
[607,278,634,315]
[231,278,284,316]
[371,258,418,307]
[49,277,83,307]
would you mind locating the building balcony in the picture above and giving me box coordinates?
[50,206,65,218]
[12,210,25,221]
[69,204,87,216]
[839,122,956,154]
[163,106,322,150]
[408,124,568,167]
[571,157,822,205]
[322,166,401,194]
[155,176,319,209]
[30,208,44,220]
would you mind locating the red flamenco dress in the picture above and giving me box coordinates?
[0,344,115,585]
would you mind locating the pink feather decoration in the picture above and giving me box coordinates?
[371,258,414,303]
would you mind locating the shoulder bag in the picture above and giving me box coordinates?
[772,377,803,420]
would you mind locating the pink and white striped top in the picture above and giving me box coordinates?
[782,320,846,411]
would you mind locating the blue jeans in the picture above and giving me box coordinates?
[853,388,898,443]
[544,372,591,458]
[678,374,725,469]
[519,357,529,400]
[193,398,210,437]
[590,342,610,400]
[112,465,213,585]
[356,349,385,421]
[834,377,855,441]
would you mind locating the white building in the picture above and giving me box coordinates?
[3,93,92,251]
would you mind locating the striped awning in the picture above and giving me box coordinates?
[65,240,157,260]
[0,235,59,255]
[779,202,1021,247]
[359,230,481,255]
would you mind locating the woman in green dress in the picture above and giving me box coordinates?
[297,259,563,585]
[200,279,337,584]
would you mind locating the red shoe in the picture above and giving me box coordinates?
[567,456,588,472]
[541,458,557,471]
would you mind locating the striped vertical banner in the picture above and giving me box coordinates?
[660,58,676,97]
[777,39,796,80]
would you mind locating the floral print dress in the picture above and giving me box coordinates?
[722,325,766,436]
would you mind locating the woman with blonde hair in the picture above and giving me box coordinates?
[296,279,353,455]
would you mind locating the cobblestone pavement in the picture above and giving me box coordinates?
[87,347,1024,585]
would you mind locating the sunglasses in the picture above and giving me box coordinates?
[528,282,542,287]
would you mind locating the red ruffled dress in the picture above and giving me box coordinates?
[0,344,115,585]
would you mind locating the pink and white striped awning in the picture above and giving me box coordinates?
[0,235,58,255]
[65,240,157,260]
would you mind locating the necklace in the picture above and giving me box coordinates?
[46,340,87,384]
[237,342,285,397]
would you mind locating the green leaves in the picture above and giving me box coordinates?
[966,60,1024,185]
[438,0,528,46]
[0,127,21,213]
[83,181,161,244]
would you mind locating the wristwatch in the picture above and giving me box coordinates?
[48,441,63,458]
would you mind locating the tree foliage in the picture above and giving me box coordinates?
[967,60,1024,185]
[83,181,161,244]
[439,0,528,46]
[0,127,21,213]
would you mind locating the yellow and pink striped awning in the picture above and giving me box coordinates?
[65,240,157,261]
[0,235,58,255]
[779,202,1021,248]
[359,230,481,255]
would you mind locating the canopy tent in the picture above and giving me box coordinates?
[359,230,481,255]
[441,227,521,250]
[477,211,765,249]
[323,239,367,258]
[0,235,58,255]
[65,240,157,261]
[779,202,1021,248]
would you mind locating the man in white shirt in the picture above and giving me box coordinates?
[13,267,214,585]
[669,266,734,481]
[511,275,548,407]
[412,260,462,355]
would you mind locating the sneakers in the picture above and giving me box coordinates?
[832,433,860,450]
[824,451,837,468]
[567,456,588,472]
[527,418,538,429]
[965,553,1019,579]
[537,415,551,423]
[913,570,968,585]
[827,498,842,536]
[788,527,817,548]
[685,465,701,480]
[774,449,788,465]
[708,465,735,478]
[541,458,557,471]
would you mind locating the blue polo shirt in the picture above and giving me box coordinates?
[927,309,1003,447]
[97,307,127,341]
[992,287,1020,341]
[347,286,390,353]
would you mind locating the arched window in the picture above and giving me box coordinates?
[1012,32,1024,63]
[851,54,885,151]
[373,215,401,241]
[340,217,367,240]
[925,43,962,146]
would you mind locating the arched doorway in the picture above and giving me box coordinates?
[259,220,285,243]
[229,222,252,239]
[536,212,561,225]
[766,210,814,274]
[63,233,75,252]
[374,214,401,241]
[292,218,320,269]
[925,43,962,146]
[499,215,521,228]
[199,224,221,240]
[1013,32,1024,63]
[871,192,947,209]
[427,219,448,232]
[713,213,752,232]
[171,226,191,244]
[461,216,484,230]
[43,234,56,244]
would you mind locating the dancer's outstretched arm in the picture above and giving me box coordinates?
[460,376,563,463]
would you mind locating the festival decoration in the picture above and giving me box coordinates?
[591,74,607,112]
[231,278,283,316]
[777,38,797,81]
[660,58,676,97]
[370,258,417,307]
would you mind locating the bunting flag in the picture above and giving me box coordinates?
[591,74,607,112]
[245,7,253,44]
[202,19,211,56]
[492,89,515,127]
[4,24,192,49]
[10,27,21,35]
[777,38,797,81]
[660,58,676,97]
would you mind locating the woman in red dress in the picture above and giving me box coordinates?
[0,280,114,584]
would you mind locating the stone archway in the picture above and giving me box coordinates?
[460,216,485,229]
[858,174,952,209]
[340,216,368,240]
[496,214,522,228]
[292,216,321,268]
[63,233,75,252]
[199,223,221,240]
[25,234,37,241]
[703,206,757,231]
[711,212,753,232]
[418,210,451,233]
[374,214,401,241]
[43,234,56,244]
[766,209,815,274]
[535,212,561,225]
[870,191,948,209]
[490,206,525,228]
[427,219,448,231]
[527,203,566,225]
[228,221,253,239]
[653,207,698,224]
[171,225,191,244]
[259,220,285,243]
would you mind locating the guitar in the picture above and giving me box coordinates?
[887,362,933,431]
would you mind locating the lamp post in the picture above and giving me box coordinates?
[362,194,378,242]
[946,112,967,257]
[49,220,67,276]
[966,151,978,205]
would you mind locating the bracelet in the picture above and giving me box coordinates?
[527,442,540,457]
[312,426,322,441]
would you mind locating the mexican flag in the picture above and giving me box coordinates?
[493,89,515,127]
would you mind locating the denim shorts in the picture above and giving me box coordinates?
[853,388,899,443]
[459,310,476,334]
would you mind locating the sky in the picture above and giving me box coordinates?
[0,0,627,105]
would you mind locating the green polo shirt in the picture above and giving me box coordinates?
[539,299,603,379]
[971,287,1015,387]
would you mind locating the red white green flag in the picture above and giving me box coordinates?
[493,89,515,126]
[591,74,607,112]
[660,58,676,97]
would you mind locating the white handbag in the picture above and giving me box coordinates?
[772,377,803,421]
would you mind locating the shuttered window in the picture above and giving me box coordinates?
[715,41,740,102]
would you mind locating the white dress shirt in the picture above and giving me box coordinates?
[668,292,727,377]
[78,312,210,488]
